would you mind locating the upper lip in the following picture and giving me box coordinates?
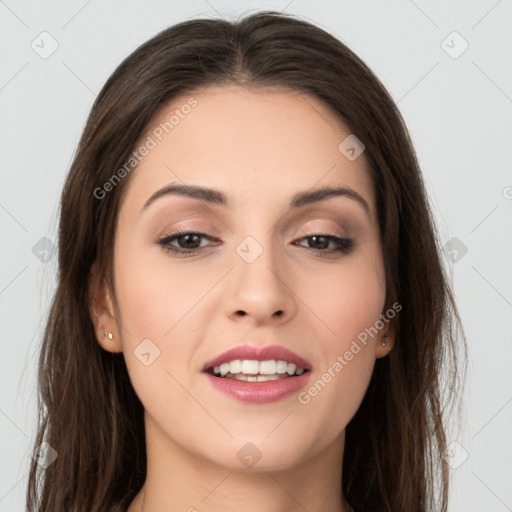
[202,344,313,372]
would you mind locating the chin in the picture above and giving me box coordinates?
[198,435,315,473]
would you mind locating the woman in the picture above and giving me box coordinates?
[26,10,466,512]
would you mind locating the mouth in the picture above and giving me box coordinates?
[205,359,310,381]
[202,344,312,403]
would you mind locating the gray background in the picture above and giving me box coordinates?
[1,0,511,510]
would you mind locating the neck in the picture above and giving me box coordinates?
[128,413,351,512]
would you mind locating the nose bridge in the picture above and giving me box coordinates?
[234,230,283,291]
[225,227,296,322]
[231,205,281,268]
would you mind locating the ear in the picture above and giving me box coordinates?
[89,262,123,353]
[375,317,395,359]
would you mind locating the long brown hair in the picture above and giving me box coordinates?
[26,10,466,512]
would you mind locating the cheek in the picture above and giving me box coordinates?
[294,255,384,426]
[113,242,213,337]
[303,254,386,345]
[112,243,216,400]
[113,250,201,431]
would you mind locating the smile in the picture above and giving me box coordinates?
[208,359,307,381]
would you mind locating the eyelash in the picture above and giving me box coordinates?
[156,228,354,258]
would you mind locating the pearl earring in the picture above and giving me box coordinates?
[101,332,114,340]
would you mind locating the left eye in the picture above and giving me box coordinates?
[156,231,354,257]
[295,234,354,255]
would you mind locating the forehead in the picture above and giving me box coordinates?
[120,84,374,215]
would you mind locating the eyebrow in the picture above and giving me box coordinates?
[142,183,370,216]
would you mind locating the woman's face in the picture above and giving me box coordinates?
[95,85,392,472]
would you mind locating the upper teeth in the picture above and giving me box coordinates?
[213,359,305,377]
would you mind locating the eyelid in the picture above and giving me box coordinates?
[297,220,349,238]
[299,227,347,238]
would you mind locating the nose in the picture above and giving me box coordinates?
[223,237,297,326]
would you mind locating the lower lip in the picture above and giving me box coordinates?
[204,372,311,403]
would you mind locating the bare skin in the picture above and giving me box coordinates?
[90,84,394,512]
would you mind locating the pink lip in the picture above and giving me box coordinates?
[202,344,313,404]
[202,344,313,372]
[204,371,311,403]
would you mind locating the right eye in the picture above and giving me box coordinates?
[156,230,219,257]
